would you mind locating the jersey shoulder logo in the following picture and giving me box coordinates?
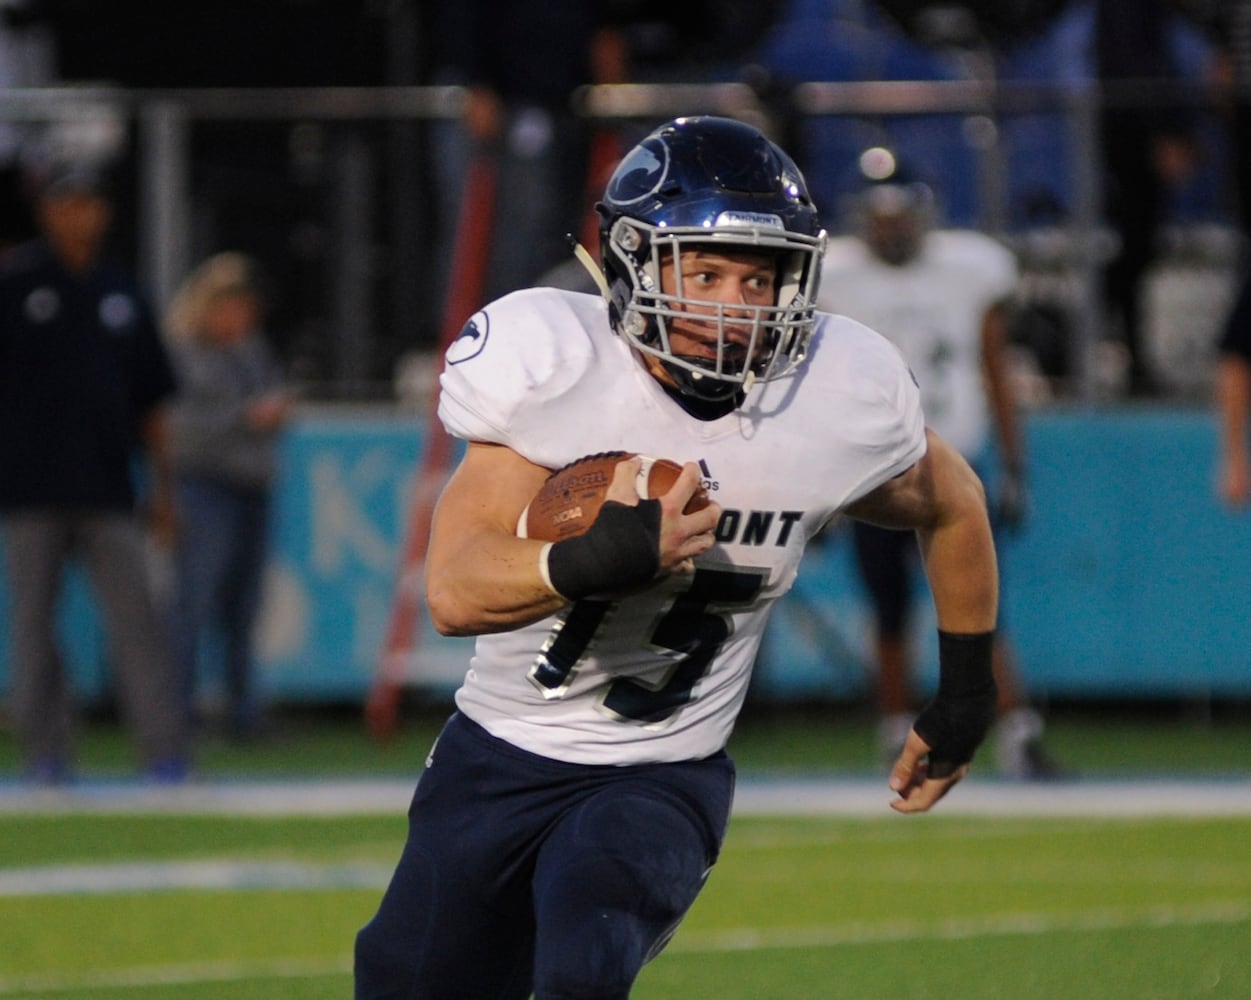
[446,310,489,365]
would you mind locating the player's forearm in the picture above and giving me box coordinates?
[922,527,998,633]
[917,468,998,634]
[425,527,571,636]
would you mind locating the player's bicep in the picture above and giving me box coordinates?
[844,429,975,531]
[844,460,930,531]
[425,442,566,635]
[428,442,552,562]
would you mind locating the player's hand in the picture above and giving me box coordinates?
[606,458,720,575]
[888,729,969,814]
[656,461,721,574]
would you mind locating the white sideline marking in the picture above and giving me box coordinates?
[0,902,1245,995]
[0,859,394,897]
[1,776,1250,816]
[733,776,1251,817]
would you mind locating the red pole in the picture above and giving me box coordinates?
[365,154,498,742]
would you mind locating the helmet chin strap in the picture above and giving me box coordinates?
[665,358,744,403]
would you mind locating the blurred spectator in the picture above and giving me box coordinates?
[1094,0,1199,397]
[0,152,188,784]
[1216,266,1251,507]
[744,0,984,227]
[0,0,57,251]
[428,1,630,305]
[164,252,293,740]
[1208,0,1251,241]
[817,148,1061,780]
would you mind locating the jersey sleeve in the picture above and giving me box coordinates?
[437,288,600,462]
[826,317,927,505]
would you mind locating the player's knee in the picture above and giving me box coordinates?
[533,849,704,994]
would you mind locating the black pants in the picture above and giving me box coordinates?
[354,712,735,999]
[1100,117,1164,382]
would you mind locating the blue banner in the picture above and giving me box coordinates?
[2,407,1250,705]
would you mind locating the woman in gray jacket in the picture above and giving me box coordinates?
[165,253,293,740]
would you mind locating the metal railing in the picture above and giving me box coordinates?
[1,78,1238,401]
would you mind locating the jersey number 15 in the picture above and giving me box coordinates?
[529,566,765,726]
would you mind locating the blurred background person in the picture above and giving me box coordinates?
[1206,0,1251,245]
[1216,266,1251,508]
[1094,0,1199,398]
[817,147,1061,780]
[165,252,293,741]
[0,0,57,253]
[427,0,631,305]
[0,148,188,784]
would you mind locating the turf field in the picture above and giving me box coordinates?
[1,704,1249,998]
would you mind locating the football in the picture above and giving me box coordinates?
[519,451,710,542]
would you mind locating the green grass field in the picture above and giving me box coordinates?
[2,703,1250,998]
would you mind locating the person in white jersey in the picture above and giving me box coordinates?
[818,146,1060,780]
[355,117,1001,999]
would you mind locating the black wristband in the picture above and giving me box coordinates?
[912,630,997,773]
[545,499,661,600]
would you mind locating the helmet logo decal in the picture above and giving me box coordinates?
[604,141,668,205]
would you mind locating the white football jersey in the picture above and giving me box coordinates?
[818,230,1017,457]
[437,287,925,765]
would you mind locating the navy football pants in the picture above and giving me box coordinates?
[354,711,735,999]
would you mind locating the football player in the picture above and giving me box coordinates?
[818,146,1061,781]
[355,117,999,999]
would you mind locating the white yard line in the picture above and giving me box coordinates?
[0,858,395,897]
[733,776,1251,817]
[1,776,1250,817]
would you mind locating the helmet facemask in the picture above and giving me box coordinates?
[604,216,824,402]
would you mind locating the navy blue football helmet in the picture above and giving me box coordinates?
[596,116,826,402]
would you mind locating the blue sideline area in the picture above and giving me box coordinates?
[1,407,1249,707]
[763,408,1251,702]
